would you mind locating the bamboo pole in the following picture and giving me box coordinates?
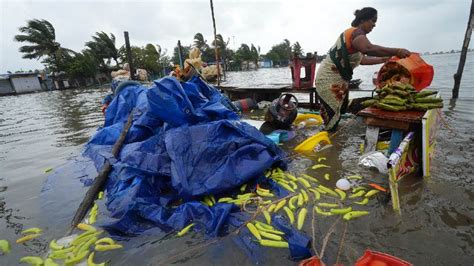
[453,0,474,98]
[210,0,221,85]
[177,40,184,69]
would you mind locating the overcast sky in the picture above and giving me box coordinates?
[0,0,472,72]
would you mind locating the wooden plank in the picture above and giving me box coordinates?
[364,117,411,131]
[358,107,425,123]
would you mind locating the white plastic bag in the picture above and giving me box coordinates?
[358,151,388,174]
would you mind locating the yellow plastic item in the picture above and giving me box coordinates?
[293,113,323,126]
[294,131,331,152]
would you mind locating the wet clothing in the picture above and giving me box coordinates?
[315,27,364,131]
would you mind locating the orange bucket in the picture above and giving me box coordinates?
[376,53,434,91]
[355,250,412,266]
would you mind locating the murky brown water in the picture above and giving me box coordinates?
[0,53,473,265]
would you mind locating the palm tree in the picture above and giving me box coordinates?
[14,19,75,72]
[85,32,120,67]
[193,33,208,50]
[292,42,303,57]
[250,44,260,68]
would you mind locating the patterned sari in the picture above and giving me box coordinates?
[315,28,363,131]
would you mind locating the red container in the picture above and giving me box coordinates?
[355,250,412,266]
[376,53,434,91]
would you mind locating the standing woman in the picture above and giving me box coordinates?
[315,7,411,131]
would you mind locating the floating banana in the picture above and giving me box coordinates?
[209,195,216,204]
[301,190,309,203]
[267,204,276,213]
[218,197,233,203]
[49,246,74,259]
[365,189,380,198]
[64,249,89,265]
[347,175,363,180]
[343,211,370,221]
[0,239,10,254]
[75,236,97,256]
[259,239,289,248]
[297,177,311,188]
[349,190,366,199]
[255,221,273,230]
[176,223,194,237]
[240,183,247,192]
[263,210,272,224]
[49,239,64,251]
[352,187,366,193]
[255,223,284,235]
[16,233,41,244]
[256,190,274,197]
[259,230,282,241]
[329,207,352,215]
[278,182,295,192]
[44,258,59,266]
[315,187,327,194]
[354,198,369,205]
[318,157,327,162]
[314,206,333,216]
[311,164,330,170]
[317,202,339,208]
[308,188,321,200]
[77,223,96,232]
[274,199,287,212]
[203,196,214,206]
[237,193,253,199]
[289,181,298,190]
[95,237,115,246]
[297,208,308,230]
[297,193,304,207]
[21,227,42,235]
[285,174,297,181]
[71,230,101,246]
[288,196,298,210]
[317,185,339,197]
[283,206,295,224]
[324,173,330,180]
[301,174,319,183]
[246,223,261,240]
[19,256,43,265]
[97,191,104,200]
[87,252,106,266]
[95,244,123,252]
[334,188,346,201]
[257,186,270,193]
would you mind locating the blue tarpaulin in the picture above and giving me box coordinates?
[80,76,312,260]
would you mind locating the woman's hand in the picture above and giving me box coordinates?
[397,48,411,58]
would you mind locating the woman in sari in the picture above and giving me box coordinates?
[315,7,411,131]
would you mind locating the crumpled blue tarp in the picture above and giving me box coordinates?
[83,76,286,232]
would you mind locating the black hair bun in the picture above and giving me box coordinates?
[354,9,361,16]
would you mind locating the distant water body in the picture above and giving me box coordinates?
[0,52,472,265]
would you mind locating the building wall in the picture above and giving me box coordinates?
[0,79,15,95]
[11,76,42,93]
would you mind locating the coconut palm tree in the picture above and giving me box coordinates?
[14,19,75,72]
[85,32,120,67]
[193,33,208,50]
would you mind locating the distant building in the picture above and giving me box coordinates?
[0,74,15,95]
[259,59,273,68]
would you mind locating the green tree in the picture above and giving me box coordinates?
[171,45,192,66]
[292,41,303,57]
[14,19,75,72]
[85,32,120,70]
[193,33,208,50]
[264,39,292,66]
[250,44,260,68]
[66,52,98,79]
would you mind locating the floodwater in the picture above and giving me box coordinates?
[0,53,473,265]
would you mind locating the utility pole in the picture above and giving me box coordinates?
[453,0,473,98]
[124,31,136,80]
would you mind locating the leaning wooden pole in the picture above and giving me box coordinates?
[210,0,221,85]
[453,0,474,98]
[68,110,134,234]
[124,31,136,80]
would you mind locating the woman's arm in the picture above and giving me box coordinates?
[360,56,389,65]
[352,35,410,58]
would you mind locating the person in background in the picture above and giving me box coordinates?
[315,7,411,131]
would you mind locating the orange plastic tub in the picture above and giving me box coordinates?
[377,53,434,91]
[355,250,412,266]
